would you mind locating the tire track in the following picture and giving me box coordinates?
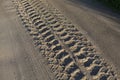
[13,0,118,80]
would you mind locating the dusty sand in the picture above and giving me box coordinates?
[0,0,119,79]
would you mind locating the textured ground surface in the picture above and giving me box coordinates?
[0,0,53,80]
[0,0,120,80]
[47,0,120,71]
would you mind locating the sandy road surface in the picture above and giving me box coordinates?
[13,0,119,79]
[0,0,119,79]
[47,0,120,74]
[0,0,52,80]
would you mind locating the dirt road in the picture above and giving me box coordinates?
[0,0,52,80]
[48,0,120,74]
[0,0,119,80]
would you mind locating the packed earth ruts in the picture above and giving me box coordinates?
[13,0,118,80]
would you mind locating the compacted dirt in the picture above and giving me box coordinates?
[0,0,53,80]
[0,0,119,80]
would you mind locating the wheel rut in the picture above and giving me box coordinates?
[13,0,118,80]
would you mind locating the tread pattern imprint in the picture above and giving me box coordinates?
[12,0,119,80]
